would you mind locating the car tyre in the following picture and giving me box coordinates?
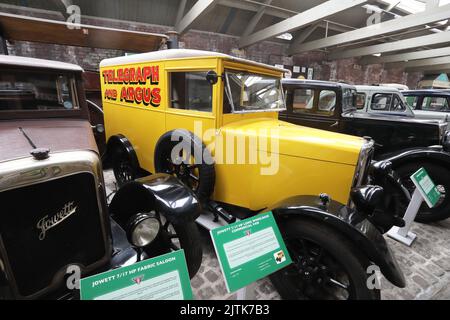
[154,130,215,202]
[270,218,381,300]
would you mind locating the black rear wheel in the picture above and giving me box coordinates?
[396,162,450,223]
[270,218,380,300]
[112,146,137,187]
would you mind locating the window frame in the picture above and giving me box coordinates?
[0,68,84,120]
[421,95,450,112]
[168,70,214,114]
[223,69,286,114]
[370,93,394,112]
[290,87,338,117]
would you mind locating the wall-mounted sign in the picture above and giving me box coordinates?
[411,168,441,208]
[210,212,291,293]
[80,250,193,300]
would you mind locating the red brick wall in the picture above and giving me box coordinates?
[1,5,423,88]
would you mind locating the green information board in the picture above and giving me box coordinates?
[210,211,292,293]
[80,250,193,300]
[411,168,441,208]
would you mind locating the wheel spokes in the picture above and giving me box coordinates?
[328,278,349,290]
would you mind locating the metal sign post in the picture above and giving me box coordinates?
[388,168,440,247]
[236,282,257,300]
[387,188,422,246]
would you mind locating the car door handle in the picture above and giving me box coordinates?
[330,121,339,128]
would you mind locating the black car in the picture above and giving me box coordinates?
[403,89,450,124]
[281,79,450,223]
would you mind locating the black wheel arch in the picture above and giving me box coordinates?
[378,147,450,171]
[109,173,202,226]
[269,195,406,288]
[105,134,140,172]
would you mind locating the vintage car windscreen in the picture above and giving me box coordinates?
[0,70,78,112]
[224,70,285,113]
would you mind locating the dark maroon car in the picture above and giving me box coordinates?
[0,55,202,300]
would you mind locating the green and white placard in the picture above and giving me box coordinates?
[80,250,193,300]
[411,168,441,208]
[210,211,292,293]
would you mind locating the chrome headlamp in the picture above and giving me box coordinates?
[127,212,161,248]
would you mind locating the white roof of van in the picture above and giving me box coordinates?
[100,49,288,73]
[0,54,83,72]
[355,85,401,93]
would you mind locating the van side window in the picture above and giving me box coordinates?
[356,93,366,110]
[317,90,336,116]
[170,72,212,112]
[371,93,392,111]
[292,89,315,113]
[422,96,450,112]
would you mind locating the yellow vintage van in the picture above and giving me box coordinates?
[100,49,405,300]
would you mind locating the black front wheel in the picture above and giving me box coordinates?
[270,219,380,300]
[396,162,450,223]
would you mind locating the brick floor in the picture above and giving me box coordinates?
[104,170,450,300]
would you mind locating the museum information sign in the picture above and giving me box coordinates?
[210,212,291,293]
[411,168,441,208]
[80,250,193,300]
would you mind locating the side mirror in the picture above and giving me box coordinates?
[206,70,219,85]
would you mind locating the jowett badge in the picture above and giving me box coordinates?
[36,201,77,240]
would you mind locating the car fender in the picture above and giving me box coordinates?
[378,147,450,170]
[109,173,202,225]
[269,195,406,288]
[105,134,140,170]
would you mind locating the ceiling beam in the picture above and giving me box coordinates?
[219,0,290,19]
[175,0,187,26]
[175,0,219,34]
[329,30,450,60]
[290,23,320,47]
[387,56,450,69]
[242,0,273,37]
[361,47,450,65]
[406,63,450,73]
[291,3,450,55]
[220,0,355,34]
[239,0,368,49]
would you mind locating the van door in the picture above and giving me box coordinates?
[165,70,217,141]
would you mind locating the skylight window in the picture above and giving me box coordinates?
[276,33,293,41]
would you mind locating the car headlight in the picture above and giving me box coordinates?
[350,185,384,217]
[127,213,161,248]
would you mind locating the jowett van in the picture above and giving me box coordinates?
[102,49,406,300]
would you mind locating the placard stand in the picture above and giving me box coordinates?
[387,188,423,246]
[236,282,257,300]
